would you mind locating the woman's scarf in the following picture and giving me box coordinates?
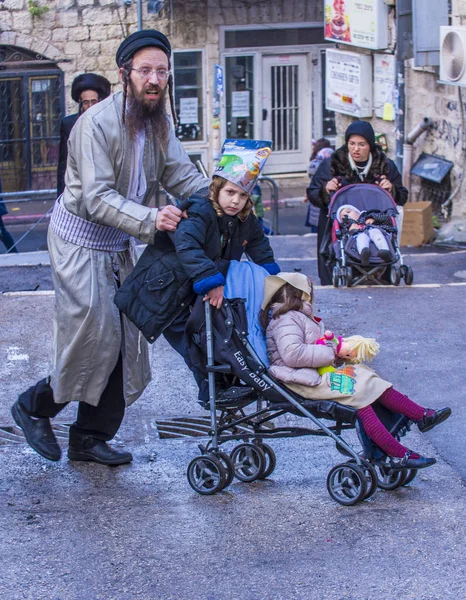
[348,151,373,181]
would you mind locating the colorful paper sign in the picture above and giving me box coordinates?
[324,0,389,50]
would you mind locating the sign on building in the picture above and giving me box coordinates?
[324,0,389,50]
[373,53,395,120]
[326,49,372,117]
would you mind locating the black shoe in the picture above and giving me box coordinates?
[360,247,371,266]
[388,451,436,470]
[417,407,452,433]
[68,440,133,465]
[11,400,61,461]
[377,249,392,262]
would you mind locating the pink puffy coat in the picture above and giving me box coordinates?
[266,303,336,386]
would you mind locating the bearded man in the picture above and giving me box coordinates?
[12,30,210,466]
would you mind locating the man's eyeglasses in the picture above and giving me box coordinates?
[131,67,170,80]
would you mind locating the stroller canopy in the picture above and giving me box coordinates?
[328,183,398,218]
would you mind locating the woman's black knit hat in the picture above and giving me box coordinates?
[116,29,171,66]
[71,73,111,103]
[344,120,376,149]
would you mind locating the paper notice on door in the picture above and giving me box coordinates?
[231,91,250,118]
[179,97,199,124]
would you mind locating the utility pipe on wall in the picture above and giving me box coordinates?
[402,117,433,196]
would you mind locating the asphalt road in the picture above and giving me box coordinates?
[1,235,465,599]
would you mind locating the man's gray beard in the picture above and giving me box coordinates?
[126,86,169,144]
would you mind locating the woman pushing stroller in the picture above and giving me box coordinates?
[307,120,408,285]
[261,272,451,470]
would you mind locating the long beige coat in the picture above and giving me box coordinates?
[49,92,210,406]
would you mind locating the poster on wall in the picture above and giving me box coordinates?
[326,49,373,117]
[179,97,199,125]
[231,91,250,118]
[324,0,389,50]
[373,53,396,120]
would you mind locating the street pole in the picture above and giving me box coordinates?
[137,0,143,30]
[394,52,405,174]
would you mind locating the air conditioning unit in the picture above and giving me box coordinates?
[440,26,466,86]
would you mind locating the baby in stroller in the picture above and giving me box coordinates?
[262,272,452,470]
[336,204,393,266]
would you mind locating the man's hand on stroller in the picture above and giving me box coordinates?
[204,285,224,309]
[375,175,393,194]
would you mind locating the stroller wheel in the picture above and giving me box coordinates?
[375,463,407,490]
[187,454,227,495]
[326,462,367,506]
[401,264,414,285]
[230,443,266,482]
[332,266,341,288]
[347,459,378,499]
[402,468,418,486]
[254,442,277,479]
[390,265,401,286]
[216,451,235,488]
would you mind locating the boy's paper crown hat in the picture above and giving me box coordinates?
[213,138,272,194]
[261,272,312,310]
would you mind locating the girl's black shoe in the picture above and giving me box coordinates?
[388,451,436,470]
[417,407,452,433]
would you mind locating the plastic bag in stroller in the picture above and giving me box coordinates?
[323,183,413,287]
[183,296,419,505]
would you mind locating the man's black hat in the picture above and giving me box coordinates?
[71,73,112,103]
[115,29,171,67]
[344,120,376,150]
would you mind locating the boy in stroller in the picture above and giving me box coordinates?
[336,204,393,266]
[114,139,280,402]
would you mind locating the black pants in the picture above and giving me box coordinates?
[18,356,125,446]
[163,306,209,403]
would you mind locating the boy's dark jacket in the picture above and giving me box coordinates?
[114,194,276,342]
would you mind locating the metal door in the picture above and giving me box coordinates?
[261,54,310,173]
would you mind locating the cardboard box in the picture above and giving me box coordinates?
[400,201,435,247]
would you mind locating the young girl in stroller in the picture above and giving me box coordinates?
[336,204,393,266]
[261,272,452,470]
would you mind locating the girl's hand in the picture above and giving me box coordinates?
[325,178,341,193]
[204,285,224,309]
[376,176,393,193]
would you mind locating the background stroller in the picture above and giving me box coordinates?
[322,183,413,287]
[184,297,420,506]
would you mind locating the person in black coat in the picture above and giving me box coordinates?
[306,120,408,285]
[0,178,17,253]
[56,73,111,196]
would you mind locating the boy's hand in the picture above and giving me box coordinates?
[204,285,224,309]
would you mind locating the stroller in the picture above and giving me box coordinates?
[322,183,413,287]
[184,297,419,506]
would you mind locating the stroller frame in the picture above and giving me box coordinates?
[186,301,418,505]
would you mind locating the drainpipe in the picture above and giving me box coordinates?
[402,117,433,195]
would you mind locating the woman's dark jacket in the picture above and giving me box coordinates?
[56,113,79,197]
[114,194,277,342]
[306,144,408,285]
